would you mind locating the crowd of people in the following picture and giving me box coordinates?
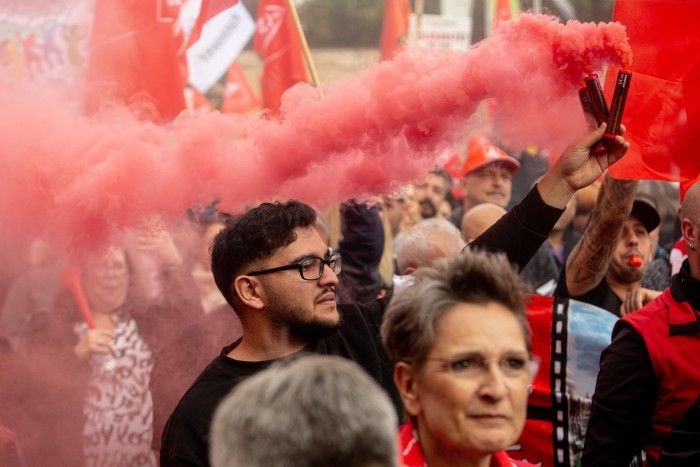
[1,121,698,467]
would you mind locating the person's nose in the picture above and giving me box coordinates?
[625,229,639,246]
[477,363,508,400]
[318,262,339,287]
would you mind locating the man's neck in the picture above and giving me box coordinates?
[607,274,642,302]
[226,329,307,362]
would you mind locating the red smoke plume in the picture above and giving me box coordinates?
[0,14,630,254]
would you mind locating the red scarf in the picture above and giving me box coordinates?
[397,419,534,467]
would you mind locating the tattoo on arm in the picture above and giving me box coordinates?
[565,177,638,296]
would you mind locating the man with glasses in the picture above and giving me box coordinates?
[160,124,631,467]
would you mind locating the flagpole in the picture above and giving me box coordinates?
[413,0,425,49]
[286,0,323,99]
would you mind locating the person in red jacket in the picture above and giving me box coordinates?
[582,181,700,466]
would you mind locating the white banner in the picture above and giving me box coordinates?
[0,0,94,83]
[408,13,472,52]
[184,0,255,93]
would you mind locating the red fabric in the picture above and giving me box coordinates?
[397,419,536,466]
[253,0,308,113]
[623,289,700,462]
[85,0,186,121]
[380,0,411,60]
[221,62,260,115]
[607,0,700,182]
[495,0,517,24]
[185,87,215,116]
[670,238,687,276]
[187,0,239,47]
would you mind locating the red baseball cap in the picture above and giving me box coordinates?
[461,136,520,177]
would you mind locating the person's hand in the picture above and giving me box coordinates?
[538,123,630,208]
[73,328,115,360]
[620,287,662,317]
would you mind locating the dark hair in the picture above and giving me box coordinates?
[211,200,317,306]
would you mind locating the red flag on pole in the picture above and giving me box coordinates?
[187,0,240,47]
[253,0,308,113]
[607,0,700,181]
[221,63,260,115]
[380,0,412,60]
[85,0,187,121]
[184,86,216,116]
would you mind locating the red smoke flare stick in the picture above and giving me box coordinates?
[578,86,597,130]
[603,70,632,145]
[583,74,610,154]
[583,74,610,126]
[60,268,95,329]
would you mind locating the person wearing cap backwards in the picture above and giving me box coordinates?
[554,173,661,317]
[582,181,700,466]
[449,136,520,229]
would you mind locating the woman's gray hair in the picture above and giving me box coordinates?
[381,249,531,372]
[210,355,398,467]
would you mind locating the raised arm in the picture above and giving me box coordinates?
[564,173,638,297]
[470,123,630,270]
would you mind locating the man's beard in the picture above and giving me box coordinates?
[266,286,341,342]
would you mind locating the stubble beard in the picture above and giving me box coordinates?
[266,287,341,343]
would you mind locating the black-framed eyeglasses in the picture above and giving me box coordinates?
[247,253,342,281]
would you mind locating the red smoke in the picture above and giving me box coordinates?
[0,13,630,254]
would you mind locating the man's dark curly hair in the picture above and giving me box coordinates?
[211,200,317,307]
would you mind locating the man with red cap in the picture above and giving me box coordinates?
[450,136,520,228]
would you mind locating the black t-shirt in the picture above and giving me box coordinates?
[555,267,622,317]
[159,302,396,467]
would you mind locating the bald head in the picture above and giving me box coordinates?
[681,182,700,221]
[461,203,507,243]
[681,182,700,279]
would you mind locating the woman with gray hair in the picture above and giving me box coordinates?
[381,250,538,467]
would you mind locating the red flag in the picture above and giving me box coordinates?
[187,0,239,47]
[184,86,216,116]
[221,63,260,115]
[607,0,700,182]
[85,0,187,121]
[494,0,520,25]
[380,0,411,60]
[253,0,308,113]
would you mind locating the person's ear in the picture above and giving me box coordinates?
[394,361,421,417]
[682,218,698,247]
[233,276,265,309]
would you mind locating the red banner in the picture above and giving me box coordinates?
[187,0,239,47]
[379,0,411,60]
[85,0,186,121]
[221,63,260,115]
[253,0,308,113]
[607,0,700,181]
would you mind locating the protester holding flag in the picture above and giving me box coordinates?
[160,122,631,467]
[21,235,200,467]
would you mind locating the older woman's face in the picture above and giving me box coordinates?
[83,247,129,314]
[408,301,530,457]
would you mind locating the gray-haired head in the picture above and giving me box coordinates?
[382,249,531,373]
[210,355,398,467]
[395,218,465,275]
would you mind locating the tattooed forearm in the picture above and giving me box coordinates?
[564,174,638,295]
